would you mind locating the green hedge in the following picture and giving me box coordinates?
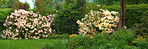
[0,8,11,31]
[102,4,148,28]
[47,34,69,39]
[52,2,82,34]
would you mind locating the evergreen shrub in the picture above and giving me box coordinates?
[102,4,148,28]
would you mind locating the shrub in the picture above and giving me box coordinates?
[83,2,100,15]
[45,29,140,49]
[68,29,137,49]
[77,9,119,36]
[113,29,135,42]
[132,10,148,37]
[0,31,2,39]
[47,34,69,39]
[52,2,82,34]
[102,4,148,28]
[0,8,11,31]
[1,9,55,39]
[138,40,148,49]
[68,34,96,49]
[45,40,68,49]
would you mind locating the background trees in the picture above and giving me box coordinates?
[0,0,17,9]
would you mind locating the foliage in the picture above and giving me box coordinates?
[67,29,137,49]
[131,11,148,47]
[113,29,135,42]
[0,31,2,39]
[53,1,101,34]
[47,34,69,39]
[52,1,81,34]
[83,2,100,14]
[0,0,9,8]
[102,4,148,28]
[52,0,63,10]
[126,0,148,5]
[0,8,11,31]
[76,0,86,8]
[0,0,18,8]
[132,10,148,36]
[68,34,95,49]
[45,29,139,49]
[1,9,55,39]
[69,29,137,49]
[45,40,68,49]
[138,40,148,49]
[11,1,25,12]
[34,0,53,16]
[93,0,148,5]
[23,2,30,11]
[77,9,119,36]
[11,1,30,12]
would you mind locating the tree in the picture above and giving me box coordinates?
[11,1,30,12]
[0,0,17,9]
[77,0,86,8]
[34,0,53,16]
[117,0,126,30]
[0,0,9,8]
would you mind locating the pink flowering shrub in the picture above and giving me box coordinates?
[1,9,55,39]
[77,9,120,36]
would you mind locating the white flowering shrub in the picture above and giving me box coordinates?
[77,9,119,36]
[1,9,55,39]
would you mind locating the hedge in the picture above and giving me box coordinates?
[0,8,11,31]
[47,34,69,39]
[102,4,148,28]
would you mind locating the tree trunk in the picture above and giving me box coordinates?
[115,0,126,30]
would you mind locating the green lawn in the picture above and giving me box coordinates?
[0,39,63,49]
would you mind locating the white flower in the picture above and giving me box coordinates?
[115,16,119,23]
[15,10,18,12]
[3,23,6,26]
[76,20,81,24]
[9,27,12,29]
[10,15,13,18]
[25,29,28,31]
[8,22,12,24]
[34,28,37,30]
[103,10,111,16]
[97,5,100,7]
[111,11,118,15]
[85,15,88,17]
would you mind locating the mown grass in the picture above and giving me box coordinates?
[0,39,64,49]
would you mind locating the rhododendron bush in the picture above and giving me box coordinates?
[77,9,119,36]
[1,9,55,39]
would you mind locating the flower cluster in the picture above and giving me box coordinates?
[1,9,55,39]
[77,9,119,36]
